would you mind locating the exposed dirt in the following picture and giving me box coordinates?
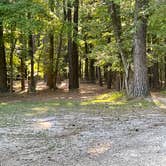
[0,108,166,166]
[0,83,166,166]
[0,81,108,103]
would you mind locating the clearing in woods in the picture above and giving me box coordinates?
[0,82,166,166]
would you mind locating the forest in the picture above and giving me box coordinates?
[0,0,165,96]
[0,0,166,166]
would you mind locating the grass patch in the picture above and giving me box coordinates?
[81,91,154,109]
[159,89,166,96]
[0,91,156,127]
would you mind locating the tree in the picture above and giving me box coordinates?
[109,1,129,94]
[132,0,149,97]
[0,21,8,92]
[28,34,36,93]
[47,0,55,90]
[68,0,79,90]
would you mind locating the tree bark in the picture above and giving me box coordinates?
[98,67,103,86]
[132,0,149,97]
[20,56,25,91]
[165,56,166,87]
[28,34,36,93]
[84,38,89,81]
[54,28,63,89]
[67,0,73,89]
[84,58,89,80]
[47,32,54,89]
[69,0,79,90]
[89,59,95,83]
[0,21,8,93]
[107,68,112,89]
[9,38,17,93]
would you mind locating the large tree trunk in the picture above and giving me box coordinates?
[68,0,79,90]
[28,34,36,93]
[132,0,149,97]
[0,21,8,93]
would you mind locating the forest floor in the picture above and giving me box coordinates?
[0,81,166,166]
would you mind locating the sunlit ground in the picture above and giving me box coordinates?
[0,90,166,166]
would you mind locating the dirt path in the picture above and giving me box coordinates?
[0,107,166,166]
[0,85,166,166]
[0,81,108,103]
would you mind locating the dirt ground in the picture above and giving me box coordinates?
[0,82,166,166]
[0,81,108,103]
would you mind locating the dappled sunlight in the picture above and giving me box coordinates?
[32,107,49,112]
[49,102,60,106]
[0,102,8,106]
[25,106,50,116]
[32,117,56,130]
[33,121,52,130]
[81,92,125,105]
[87,142,111,156]
[66,102,74,106]
[151,96,166,109]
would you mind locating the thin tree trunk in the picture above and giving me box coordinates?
[54,0,66,88]
[133,0,149,97]
[98,67,103,86]
[84,39,89,81]
[107,68,112,89]
[79,60,82,79]
[37,54,41,78]
[20,56,25,91]
[153,62,160,89]
[89,59,95,83]
[54,29,63,89]
[165,56,166,87]
[115,72,120,91]
[67,0,73,89]
[109,1,129,94]
[28,34,36,93]
[85,58,89,81]
[0,21,8,93]
[47,0,55,89]
[73,0,79,88]
[9,38,17,93]
[47,32,54,89]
